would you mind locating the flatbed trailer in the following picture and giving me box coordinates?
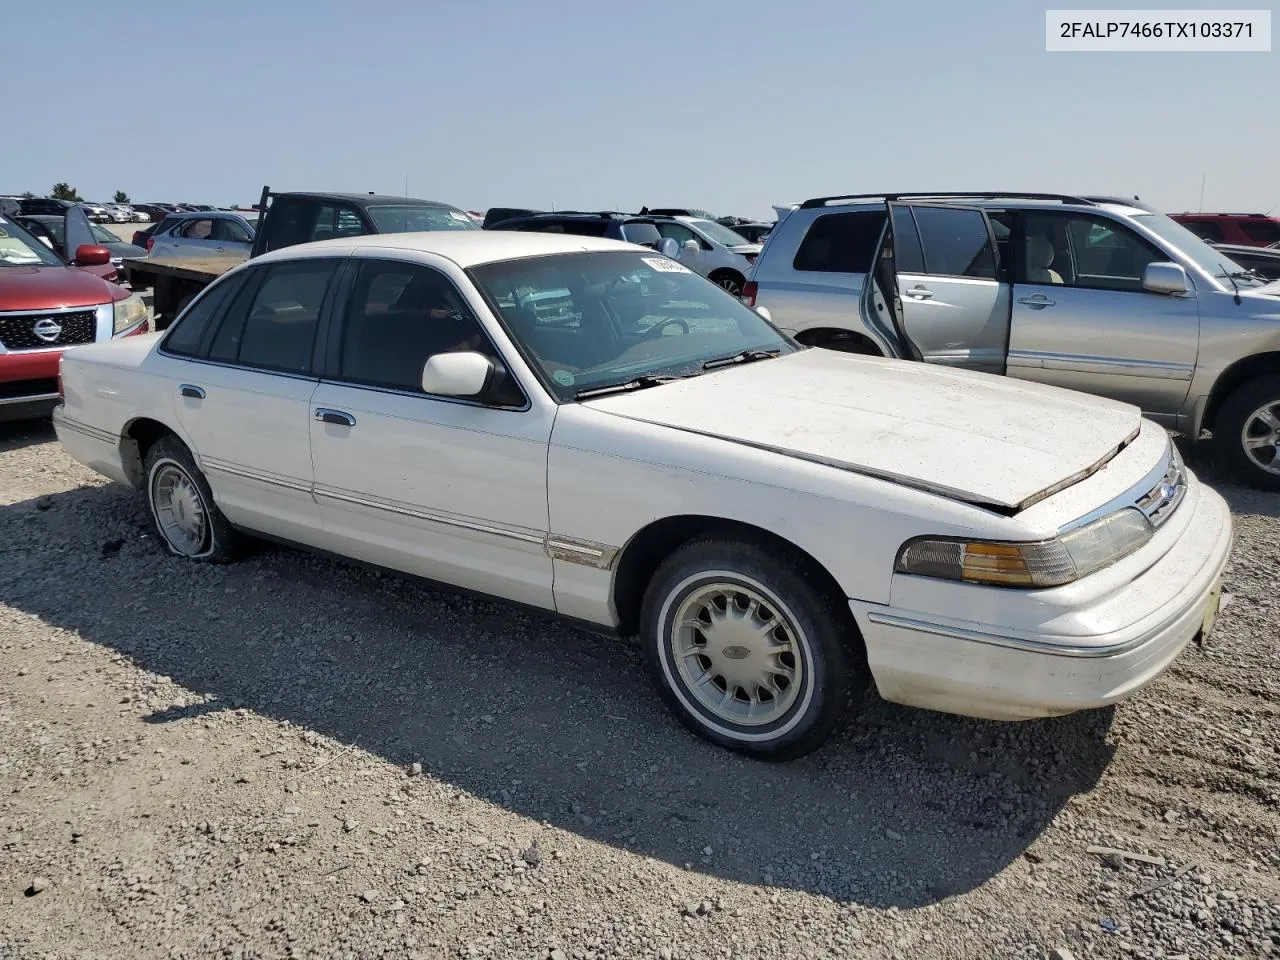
[123,254,245,328]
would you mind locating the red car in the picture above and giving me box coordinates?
[1170,212,1280,247]
[1,211,150,421]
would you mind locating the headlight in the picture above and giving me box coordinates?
[112,293,147,335]
[896,508,1153,588]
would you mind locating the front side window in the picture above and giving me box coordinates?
[1020,213,1165,292]
[182,219,214,240]
[336,261,518,403]
[0,216,62,266]
[910,206,997,279]
[655,222,701,248]
[469,250,795,402]
[209,260,336,372]
[792,211,886,273]
[212,218,253,243]
[366,205,478,233]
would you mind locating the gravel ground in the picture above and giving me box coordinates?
[0,422,1277,960]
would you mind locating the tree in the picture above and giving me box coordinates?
[113,190,130,204]
[20,191,35,199]
[50,183,80,201]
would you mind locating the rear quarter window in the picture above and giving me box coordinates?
[792,211,886,273]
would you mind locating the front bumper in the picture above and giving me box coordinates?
[851,477,1232,721]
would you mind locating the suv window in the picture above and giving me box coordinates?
[792,211,885,273]
[1020,213,1163,292]
[311,205,366,242]
[209,261,336,372]
[259,198,319,253]
[337,261,520,403]
[1182,220,1225,242]
[1240,220,1280,244]
[911,206,996,279]
[163,275,241,356]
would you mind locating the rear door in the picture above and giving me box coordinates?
[885,202,1009,374]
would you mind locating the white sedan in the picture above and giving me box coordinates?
[53,232,1232,759]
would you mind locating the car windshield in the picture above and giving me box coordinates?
[468,250,794,401]
[1131,213,1255,285]
[688,218,754,247]
[0,216,63,266]
[367,205,479,233]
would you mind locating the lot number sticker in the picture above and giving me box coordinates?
[643,257,691,274]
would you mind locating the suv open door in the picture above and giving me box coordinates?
[876,202,1009,375]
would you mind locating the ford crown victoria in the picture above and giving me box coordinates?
[53,233,1231,758]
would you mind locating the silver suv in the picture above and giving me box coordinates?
[746,192,1280,490]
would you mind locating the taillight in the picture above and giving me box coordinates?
[146,237,154,252]
[742,280,758,307]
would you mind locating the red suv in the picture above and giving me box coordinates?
[1,212,150,421]
[1170,212,1280,247]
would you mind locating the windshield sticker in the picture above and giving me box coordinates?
[551,369,576,387]
[642,257,690,274]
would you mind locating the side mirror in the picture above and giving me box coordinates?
[1142,262,1191,296]
[754,306,772,323]
[682,239,700,255]
[421,350,494,398]
[74,244,112,266]
[656,237,679,259]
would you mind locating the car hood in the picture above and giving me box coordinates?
[582,350,1141,511]
[0,264,122,310]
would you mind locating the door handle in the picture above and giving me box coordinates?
[179,384,205,399]
[1017,295,1056,308]
[905,285,933,300]
[315,408,356,427]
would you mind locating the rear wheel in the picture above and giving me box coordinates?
[144,437,241,562]
[640,537,865,760]
[1213,375,1280,491]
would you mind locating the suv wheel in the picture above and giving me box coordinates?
[640,537,866,760]
[1214,375,1280,490]
[144,437,241,562]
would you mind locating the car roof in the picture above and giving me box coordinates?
[252,231,634,269]
[163,210,249,219]
[275,192,459,209]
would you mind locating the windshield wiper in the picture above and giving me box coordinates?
[1219,261,1243,305]
[701,348,780,371]
[574,375,687,400]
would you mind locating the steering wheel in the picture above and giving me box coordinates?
[640,318,689,341]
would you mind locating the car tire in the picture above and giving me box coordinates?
[710,271,745,297]
[640,536,866,760]
[143,436,241,562]
[1213,375,1280,491]
[819,332,881,356]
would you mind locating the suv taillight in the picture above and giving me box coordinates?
[146,236,155,252]
[741,280,758,307]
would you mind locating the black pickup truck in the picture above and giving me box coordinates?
[124,187,477,327]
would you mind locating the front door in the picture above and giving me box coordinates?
[1007,211,1199,421]
[885,203,1010,375]
[169,258,341,541]
[308,256,556,610]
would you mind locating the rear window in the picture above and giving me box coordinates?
[792,211,886,273]
[1240,220,1280,244]
[1181,220,1225,242]
[366,205,478,233]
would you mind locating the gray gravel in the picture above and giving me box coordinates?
[1,421,1277,960]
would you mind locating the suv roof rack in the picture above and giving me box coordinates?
[799,191,1099,209]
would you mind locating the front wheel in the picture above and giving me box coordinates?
[1213,375,1280,491]
[640,538,865,760]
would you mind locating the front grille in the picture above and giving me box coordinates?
[0,309,98,350]
[1135,452,1186,528]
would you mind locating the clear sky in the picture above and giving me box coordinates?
[7,0,1276,220]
